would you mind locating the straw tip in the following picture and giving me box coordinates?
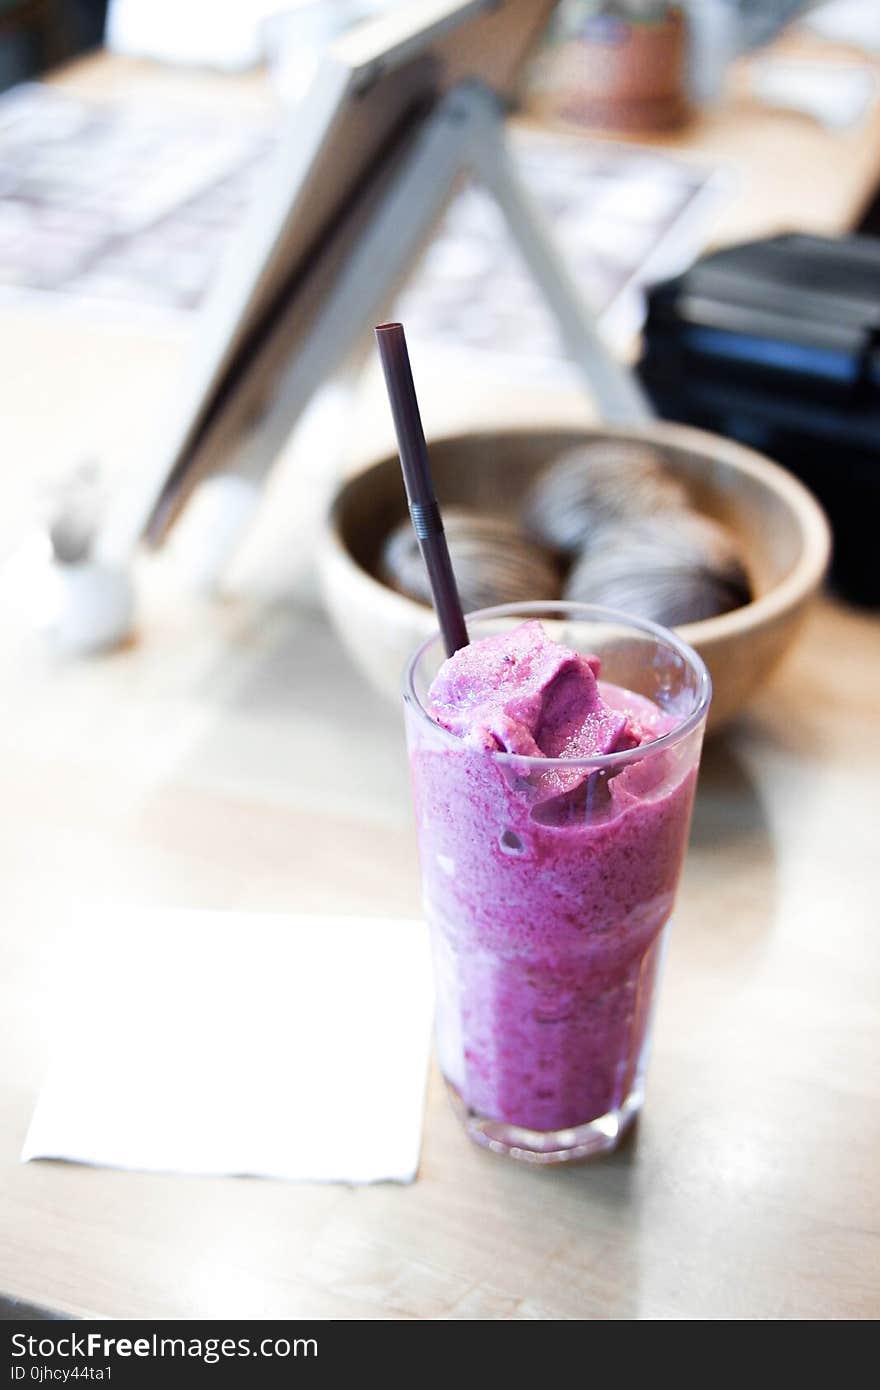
[374,321,403,336]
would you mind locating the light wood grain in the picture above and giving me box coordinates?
[0,38,879,1321]
[0,595,878,1321]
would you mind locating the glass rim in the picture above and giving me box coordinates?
[402,600,713,771]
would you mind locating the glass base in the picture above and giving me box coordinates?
[446,1080,642,1164]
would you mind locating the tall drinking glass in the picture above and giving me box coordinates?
[403,601,711,1162]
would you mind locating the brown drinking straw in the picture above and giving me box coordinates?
[374,323,469,656]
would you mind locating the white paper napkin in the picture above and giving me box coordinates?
[22,910,433,1184]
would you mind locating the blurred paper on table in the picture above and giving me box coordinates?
[396,128,726,378]
[0,84,273,317]
[805,0,880,54]
[0,83,724,372]
[753,58,876,129]
[23,910,433,1184]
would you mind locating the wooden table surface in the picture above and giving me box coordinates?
[1,35,880,1321]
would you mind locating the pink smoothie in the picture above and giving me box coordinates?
[408,620,699,1134]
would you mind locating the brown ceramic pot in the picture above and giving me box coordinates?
[546,8,689,132]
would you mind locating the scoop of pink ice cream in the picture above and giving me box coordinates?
[427,620,640,760]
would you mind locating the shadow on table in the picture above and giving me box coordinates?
[682,730,779,958]
[0,1294,71,1319]
[175,602,412,824]
[691,731,772,848]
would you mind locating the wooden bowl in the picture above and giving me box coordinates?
[319,423,831,731]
